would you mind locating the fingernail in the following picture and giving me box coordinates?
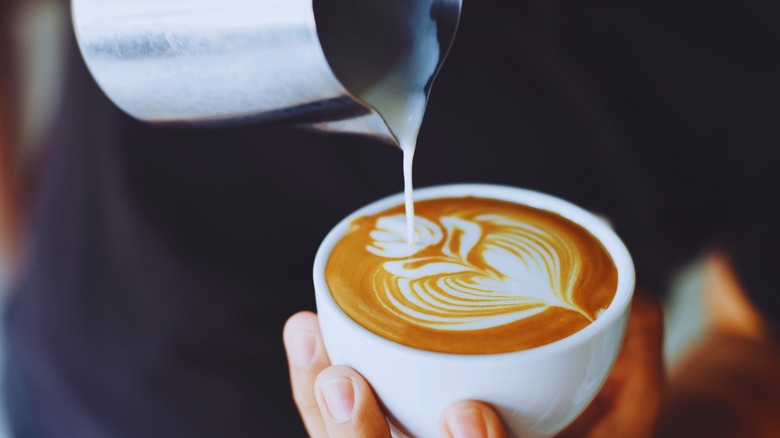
[446,407,487,438]
[321,377,355,423]
[288,330,316,367]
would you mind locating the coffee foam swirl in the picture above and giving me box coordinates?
[370,213,589,331]
[367,215,443,258]
[326,197,617,354]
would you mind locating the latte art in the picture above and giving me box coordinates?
[371,213,589,331]
[326,197,618,354]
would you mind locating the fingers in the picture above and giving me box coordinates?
[558,290,664,438]
[284,311,331,438]
[611,291,665,412]
[285,312,505,438]
[314,365,391,438]
[440,401,507,438]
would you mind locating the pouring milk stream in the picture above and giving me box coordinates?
[315,0,445,243]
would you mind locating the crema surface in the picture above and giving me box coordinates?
[326,197,618,354]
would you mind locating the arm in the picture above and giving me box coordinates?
[0,0,23,269]
[655,252,780,437]
[563,251,780,438]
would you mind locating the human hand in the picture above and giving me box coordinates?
[283,312,507,438]
[283,292,663,438]
[557,291,664,438]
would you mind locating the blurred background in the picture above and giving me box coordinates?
[1,1,67,435]
[0,0,746,436]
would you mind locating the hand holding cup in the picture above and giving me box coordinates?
[284,311,508,438]
[311,185,636,436]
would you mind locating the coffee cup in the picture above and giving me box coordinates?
[313,184,635,437]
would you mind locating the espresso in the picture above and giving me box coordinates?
[325,197,618,354]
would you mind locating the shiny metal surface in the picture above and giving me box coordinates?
[71,0,461,146]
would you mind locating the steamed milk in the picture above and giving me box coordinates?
[315,0,440,242]
[326,198,618,354]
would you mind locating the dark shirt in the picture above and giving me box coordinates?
[5,0,780,436]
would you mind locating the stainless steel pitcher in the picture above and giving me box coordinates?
[70,0,462,146]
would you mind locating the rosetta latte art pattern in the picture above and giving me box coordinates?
[326,197,617,353]
[367,214,591,331]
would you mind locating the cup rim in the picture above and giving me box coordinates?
[313,183,635,361]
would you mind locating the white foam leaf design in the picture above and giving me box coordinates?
[367,214,443,258]
[370,214,589,331]
[383,259,472,278]
[441,216,481,261]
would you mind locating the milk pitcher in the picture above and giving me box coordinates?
[71,0,462,146]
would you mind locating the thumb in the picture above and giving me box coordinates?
[315,365,391,438]
[441,401,507,438]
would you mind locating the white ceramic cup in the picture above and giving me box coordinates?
[313,184,635,438]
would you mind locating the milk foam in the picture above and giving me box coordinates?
[367,214,443,258]
[327,197,618,353]
[367,212,591,331]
